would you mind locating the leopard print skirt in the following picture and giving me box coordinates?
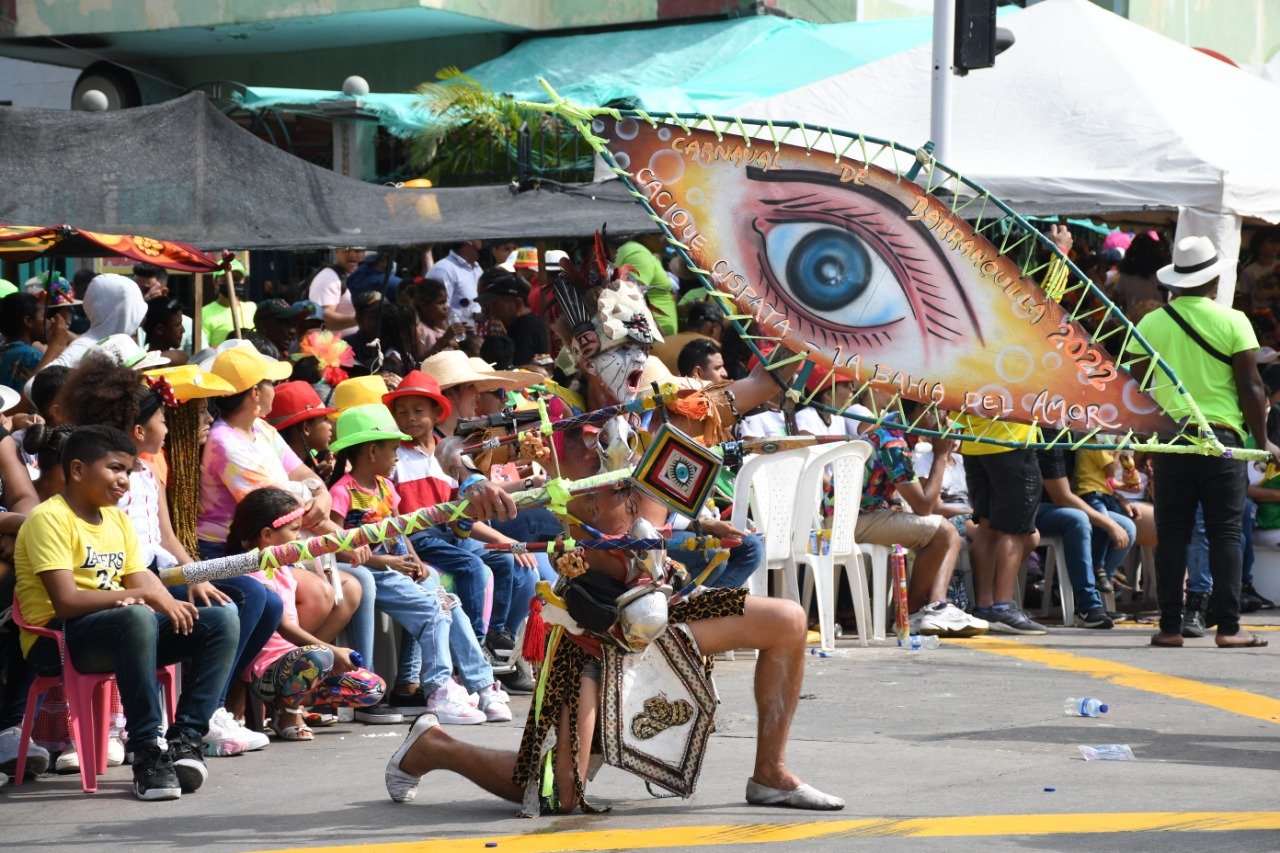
[511,587,748,813]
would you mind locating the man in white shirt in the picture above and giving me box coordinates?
[425,240,483,321]
[308,247,364,332]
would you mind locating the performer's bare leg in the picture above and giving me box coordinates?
[388,599,839,810]
[552,676,599,812]
[688,595,843,809]
[387,674,598,811]
[393,724,522,804]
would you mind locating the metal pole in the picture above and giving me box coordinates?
[193,273,206,352]
[930,0,955,165]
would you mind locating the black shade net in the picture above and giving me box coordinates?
[0,92,656,251]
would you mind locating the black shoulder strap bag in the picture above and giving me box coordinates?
[1161,303,1232,365]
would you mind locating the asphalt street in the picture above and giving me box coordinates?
[4,614,1279,852]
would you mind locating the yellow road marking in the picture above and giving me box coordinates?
[255,811,1280,853]
[959,637,1280,724]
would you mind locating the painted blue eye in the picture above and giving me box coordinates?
[764,222,909,328]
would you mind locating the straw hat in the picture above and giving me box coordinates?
[1157,236,1227,290]
[467,357,540,390]
[208,344,292,393]
[329,403,411,453]
[143,364,236,402]
[422,350,527,393]
[268,381,337,430]
[382,369,453,422]
[333,374,390,412]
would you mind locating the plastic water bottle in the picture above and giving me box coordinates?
[899,634,940,651]
[349,651,366,669]
[1064,697,1108,717]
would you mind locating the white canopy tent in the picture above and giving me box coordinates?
[736,0,1280,303]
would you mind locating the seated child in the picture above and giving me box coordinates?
[383,371,531,668]
[228,487,385,740]
[15,425,237,800]
[328,402,510,725]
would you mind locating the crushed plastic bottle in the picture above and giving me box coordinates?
[1064,697,1108,717]
[898,634,940,651]
[1078,744,1134,761]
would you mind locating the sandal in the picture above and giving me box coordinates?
[269,709,314,741]
[1216,632,1269,648]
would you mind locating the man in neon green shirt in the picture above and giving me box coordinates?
[202,260,255,347]
[1124,235,1279,649]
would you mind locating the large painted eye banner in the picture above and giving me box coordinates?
[536,87,1248,455]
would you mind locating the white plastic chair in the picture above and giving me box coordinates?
[796,441,875,649]
[1039,535,1076,624]
[860,543,893,640]
[730,448,812,604]
[1013,538,1074,624]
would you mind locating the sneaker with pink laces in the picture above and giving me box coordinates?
[202,707,269,757]
[477,684,512,723]
[424,684,486,725]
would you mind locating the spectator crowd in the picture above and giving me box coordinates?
[0,225,1274,800]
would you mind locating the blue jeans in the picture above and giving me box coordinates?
[341,564,378,665]
[669,532,765,593]
[1079,493,1138,578]
[393,573,495,693]
[1188,498,1257,592]
[347,565,491,694]
[194,540,286,703]
[27,605,237,744]
[408,528,495,636]
[1034,504,1103,613]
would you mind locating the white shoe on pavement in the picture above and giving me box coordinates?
[910,601,988,637]
[0,724,50,777]
[424,684,486,725]
[203,707,269,757]
[385,714,439,803]
[477,684,513,723]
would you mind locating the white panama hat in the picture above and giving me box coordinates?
[1156,235,1227,290]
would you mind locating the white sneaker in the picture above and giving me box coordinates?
[477,684,513,723]
[202,708,269,757]
[424,684,487,725]
[385,713,439,803]
[445,678,478,709]
[107,735,125,766]
[0,724,50,777]
[54,737,120,772]
[911,602,988,638]
[55,744,80,774]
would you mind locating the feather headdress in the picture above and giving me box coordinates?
[546,228,663,362]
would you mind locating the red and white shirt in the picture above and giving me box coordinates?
[391,442,457,511]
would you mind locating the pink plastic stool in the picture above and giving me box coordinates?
[13,601,178,793]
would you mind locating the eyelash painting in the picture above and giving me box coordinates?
[576,112,1195,445]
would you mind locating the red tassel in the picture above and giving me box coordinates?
[523,598,548,665]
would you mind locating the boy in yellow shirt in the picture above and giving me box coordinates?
[16,426,238,800]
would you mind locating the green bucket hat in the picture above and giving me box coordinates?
[329,403,411,452]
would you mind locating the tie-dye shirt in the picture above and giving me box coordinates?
[198,419,303,543]
[328,473,408,556]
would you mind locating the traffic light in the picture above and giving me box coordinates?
[953,0,1017,76]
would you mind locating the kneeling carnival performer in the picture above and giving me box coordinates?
[384,234,843,814]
